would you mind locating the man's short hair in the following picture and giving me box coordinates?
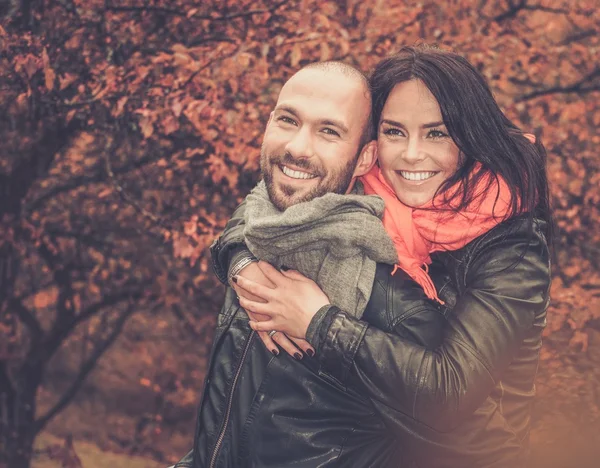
[300,61,374,152]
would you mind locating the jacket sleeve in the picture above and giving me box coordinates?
[307,223,551,432]
[209,199,251,284]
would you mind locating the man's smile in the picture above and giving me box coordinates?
[279,164,318,180]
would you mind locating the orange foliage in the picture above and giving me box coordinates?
[1,0,599,465]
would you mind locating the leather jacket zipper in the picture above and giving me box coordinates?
[209,330,255,468]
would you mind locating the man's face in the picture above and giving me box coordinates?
[260,68,370,211]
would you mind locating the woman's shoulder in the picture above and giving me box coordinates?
[432,214,550,292]
[467,214,549,256]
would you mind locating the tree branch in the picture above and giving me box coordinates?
[24,150,166,215]
[103,144,169,232]
[7,297,43,342]
[194,0,291,21]
[104,5,187,17]
[515,67,600,102]
[41,289,143,359]
[34,302,137,433]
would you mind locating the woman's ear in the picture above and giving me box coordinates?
[352,141,378,177]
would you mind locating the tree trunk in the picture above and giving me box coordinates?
[1,365,38,468]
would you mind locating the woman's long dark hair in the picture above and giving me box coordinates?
[370,45,553,244]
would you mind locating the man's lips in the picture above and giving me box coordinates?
[279,164,318,180]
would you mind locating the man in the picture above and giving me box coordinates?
[173,62,440,467]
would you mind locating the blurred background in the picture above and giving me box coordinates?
[0,0,598,467]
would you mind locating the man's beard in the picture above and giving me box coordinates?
[260,150,357,211]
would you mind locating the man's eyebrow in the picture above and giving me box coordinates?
[320,119,348,134]
[274,105,299,117]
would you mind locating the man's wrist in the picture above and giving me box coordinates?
[227,252,258,287]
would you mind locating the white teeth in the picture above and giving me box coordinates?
[399,171,437,181]
[281,166,316,180]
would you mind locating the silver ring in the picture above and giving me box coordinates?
[268,330,278,338]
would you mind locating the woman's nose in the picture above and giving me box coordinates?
[403,138,425,164]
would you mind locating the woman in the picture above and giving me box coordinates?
[224,45,552,467]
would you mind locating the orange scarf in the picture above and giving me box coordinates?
[360,164,515,303]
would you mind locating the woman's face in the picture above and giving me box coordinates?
[377,79,461,207]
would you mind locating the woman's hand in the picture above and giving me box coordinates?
[232,261,315,359]
[233,261,330,340]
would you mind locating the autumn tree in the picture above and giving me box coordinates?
[0,0,598,466]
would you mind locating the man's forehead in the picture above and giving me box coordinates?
[276,68,370,121]
[280,68,366,99]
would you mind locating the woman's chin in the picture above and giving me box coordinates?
[393,189,435,208]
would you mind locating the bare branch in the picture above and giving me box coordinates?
[194,0,291,21]
[104,5,187,17]
[105,0,291,22]
[41,289,144,359]
[34,303,136,433]
[24,151,166,215]
[515,67,600,102]
[103,143,169,232]
[7,297,43,342]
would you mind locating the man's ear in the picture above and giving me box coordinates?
[352,141,377,177]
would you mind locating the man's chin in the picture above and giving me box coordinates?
[268,184,313,211]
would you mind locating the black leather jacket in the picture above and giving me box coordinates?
[177,203,550,468]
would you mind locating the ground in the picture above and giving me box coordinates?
[35,284,600,468]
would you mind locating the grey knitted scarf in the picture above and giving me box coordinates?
[244,181,398,319]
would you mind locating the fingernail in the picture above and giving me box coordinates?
[280,265,290,271]
[306,349,314,357]
[294,352,302,360]
[232,276,238,283]
[271,349,279,356]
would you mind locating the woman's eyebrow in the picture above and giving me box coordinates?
[380,119,406,128]
[422,121,444,129]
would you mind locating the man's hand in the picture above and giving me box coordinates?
[232,262,315,359]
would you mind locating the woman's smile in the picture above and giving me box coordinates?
[397,170,439,183]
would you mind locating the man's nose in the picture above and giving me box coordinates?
[284,126,314,160]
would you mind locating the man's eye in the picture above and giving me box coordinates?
[278,116,297,125]
[382,128,404,137]
[322,128,340,137]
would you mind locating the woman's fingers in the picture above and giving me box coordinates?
[239,296,274,317]
[256,261,287,285]
[233,275,274,302]
[291,337,315,357]
[270,332,304,360]
[249,320,277,332]
[257,331,280,356]
[280,268,311,282]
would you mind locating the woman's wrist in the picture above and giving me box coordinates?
[306,304,336,348]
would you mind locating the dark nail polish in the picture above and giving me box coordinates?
[280,265,290,271]
[306,349,314,357]
[294,352,302,360]
[232,276,238,283]
[271,349,279,356]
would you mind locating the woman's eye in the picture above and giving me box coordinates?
[382,127,404,137]
[428,129,449,139]
[322,128,340,137]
